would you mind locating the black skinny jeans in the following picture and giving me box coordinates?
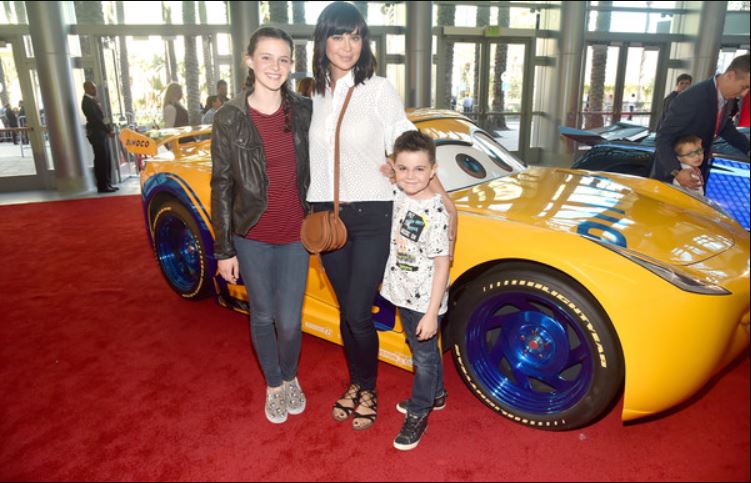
[313,201,392,391]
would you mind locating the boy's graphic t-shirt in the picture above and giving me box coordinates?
[380,190,450,314]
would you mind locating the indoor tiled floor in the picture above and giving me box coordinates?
[0,176,141,206]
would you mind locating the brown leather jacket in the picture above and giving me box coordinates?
[210,90,312,260]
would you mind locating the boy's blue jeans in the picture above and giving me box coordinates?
[399,307,446,417]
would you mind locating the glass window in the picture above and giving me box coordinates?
[717,48,751,73]
[91,1,226,25]
[387,64,405,102]
[366,2,406,26]
[387,35,405,56]
[727,1,750,11]
[0,2,26,24]
[68,36,82,58]
[454,5,478,27]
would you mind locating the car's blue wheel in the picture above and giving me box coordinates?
[152,201,209,299]
[450,263,623,430]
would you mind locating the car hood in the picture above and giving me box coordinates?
[451,167,737,266]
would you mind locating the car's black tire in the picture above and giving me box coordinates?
[151,201,210,299]
[450,262,624,430]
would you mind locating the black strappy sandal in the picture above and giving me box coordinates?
[332,384,360,422]
[352,389,377,430]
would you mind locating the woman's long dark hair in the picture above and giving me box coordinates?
[245,26,294,132]
[312,1,376,96]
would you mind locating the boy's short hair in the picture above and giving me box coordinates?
[676,73,692,84]
[673,135,702,152]
[393,130,436,165]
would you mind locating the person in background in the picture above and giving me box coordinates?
[216,79,229,104]
[657,73,692,130]
[4,103,18,144]
[211,27,312,425]
[296,77,315,98]
[81,81,117,193]
[627,93,636,121]
[380,130,450,451]
[671,135,705,196]
[201,95,222,125]
[162,82,189,129]
[307,1,456,432]
[462,92,473,113]
[652,54,750,191]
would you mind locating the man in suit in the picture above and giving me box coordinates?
[656,73,692,131]
[81,81,118,193]
[652,54,750,192]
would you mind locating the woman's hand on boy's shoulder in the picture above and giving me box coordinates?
[380,158,396,184]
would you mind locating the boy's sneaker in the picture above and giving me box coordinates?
[396,391,446,415]
[285,377,306,415]
[393,413,429,451]
[265,387,288,424]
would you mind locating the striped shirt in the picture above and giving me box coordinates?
[244,104,303,244]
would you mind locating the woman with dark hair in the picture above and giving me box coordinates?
[307,1,455,431]
[210,27,312,425]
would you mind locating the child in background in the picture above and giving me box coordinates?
[380,130,450,450]
[672,135,705,195]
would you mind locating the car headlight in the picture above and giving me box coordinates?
[585,238,731,295]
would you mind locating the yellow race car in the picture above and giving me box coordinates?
[121,109,749,431]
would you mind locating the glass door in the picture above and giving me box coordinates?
[581,44,620,129]
[484,41,528,153]
[0,35,50,192]
[445,37,532,157]
[581,41,666,130]
[0,40,35,178]
[621,45,660,128]
[448,41,480,120]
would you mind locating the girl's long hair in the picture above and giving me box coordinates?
[245,26,294,132]
[312,1,376,96]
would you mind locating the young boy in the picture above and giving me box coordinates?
[672,135,705,195]
[380,130,451,451]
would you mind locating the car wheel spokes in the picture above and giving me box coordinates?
[157,215,200,293]
[467,290,593,414]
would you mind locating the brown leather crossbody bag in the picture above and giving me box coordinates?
[300,86,355,255]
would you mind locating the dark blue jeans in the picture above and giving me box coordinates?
[314,201,392,391]
[233,237,309,388]
[399,307,446,417]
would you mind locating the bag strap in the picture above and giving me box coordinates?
[333,86,355,217]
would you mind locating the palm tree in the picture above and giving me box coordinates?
[491,2,510,130]
[115,1,133,125]
[269,1,288,23]
[13,0,25,23]
[183,0,201,125]
[586,1,612,129]
[199,1,215,97]
[473,4,490,112]
[162,2,178,83]
[74,1,104,81]
[292,1,307,76]
[437,4,456,109]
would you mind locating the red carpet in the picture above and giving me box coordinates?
[0,195,748,481]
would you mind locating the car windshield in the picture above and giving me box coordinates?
[431,128,527,192]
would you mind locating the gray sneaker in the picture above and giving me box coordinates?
[285,377,307,415]
[265,387,288,424]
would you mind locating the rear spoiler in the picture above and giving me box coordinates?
[560,122,650,146]
[119,125,212,157]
